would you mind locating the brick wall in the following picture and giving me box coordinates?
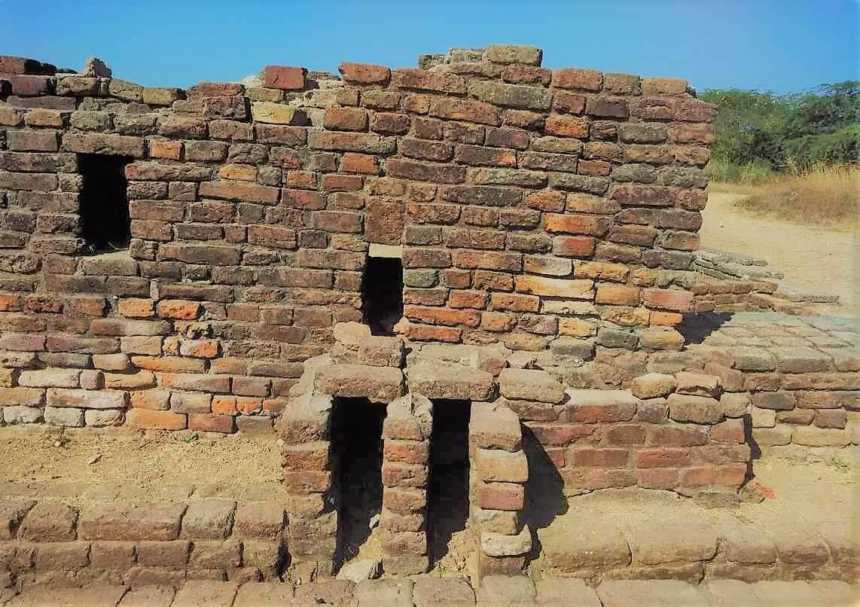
[0,45,716,432]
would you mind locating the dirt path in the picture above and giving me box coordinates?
[702,192,858,316]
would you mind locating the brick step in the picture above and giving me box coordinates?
[0,497,287,588]
[537,495,855,584]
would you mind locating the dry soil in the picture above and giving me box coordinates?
[702,192,858,316]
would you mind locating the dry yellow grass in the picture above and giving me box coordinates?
[710,165,860,228]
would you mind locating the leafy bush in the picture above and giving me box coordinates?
[701,82,859,177]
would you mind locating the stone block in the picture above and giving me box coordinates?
[172,580,239,607]
[353,578,413,607]
[79,503,186,541]
[674,371,721,397]
[477,575,536,606]
[233,582,294,607]
[233,502,285,538]
[667,393,724,424]
[315,363,404,402]
[630,373,676,399]
[407,362,494,401]
[470,403,522,451]
[499,368,565,403]
[475,448,528,483]
[481,526,532,557]
[181,500,236,540]
[413,575,475,607]
[597,580,709,607]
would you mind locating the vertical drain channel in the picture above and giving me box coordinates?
[331,398,386,569]
[427,399,471,568]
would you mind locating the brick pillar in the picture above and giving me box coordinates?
[469,400,532,579]
[379,393,433,575]
[277,390,337,582]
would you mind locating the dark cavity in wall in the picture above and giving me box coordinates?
[331,397,386,568]
[427,399,471,567]
[78,154,132,252]
[361,257,403,335]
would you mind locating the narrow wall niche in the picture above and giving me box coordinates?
[331,397,386,568]
[361,256,404,336]
[427,399,472,568]
[77,154,132,252]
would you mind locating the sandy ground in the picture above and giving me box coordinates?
[702,192,859,316]
[0,425,282,503]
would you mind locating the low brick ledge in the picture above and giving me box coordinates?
[538,514,856,585]
[0,497,287,590]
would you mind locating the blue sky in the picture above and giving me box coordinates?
[2,0,857,93]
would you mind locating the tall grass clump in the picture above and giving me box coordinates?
[732,164,859,227]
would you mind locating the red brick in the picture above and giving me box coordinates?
[338,62,391,85]
[528,423,593,446]
[127,409,187,430]
[341,152,379,174]
[642,288,693,312]
[478,482,525,511]
[323,106,368,131]
[262,65,306,90]
[156,300,201,320]
[553,68,604,91]
[189,413,235,433]
[553,236,596,258]
[570,447,629,467]
[404,323,462,343]
[544,115,589,139]
[679,464,746,489]
[635,447,691,468]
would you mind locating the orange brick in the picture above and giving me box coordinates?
[218,163,256,181]
[148,139,182,160]
[341,153,379,174]
[642,288,693,312]
[490,293,540,313]
[403,305,480,327]
[650,311,684,326]
[236,397,263,415]
[263,398,288,415]
[525,190,565,212]
[180,339,220,359]
[118,298,155,319]
[553,235,595,257]
[447,290,487,309]
[284,170,317,189]
[189,413,235,433]
[0,293,22,311]
[595,284,640,306]
[544,213,609,236]
[127,409,187,430]
[559,318,596,337]
[405,323,462,343]
[129,389,170,411]
[212,396,237,415]
[156,300,201,320]
[544,115,589,139]
[481,311,516,332]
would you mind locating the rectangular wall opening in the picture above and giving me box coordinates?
[331,397,386,568]
[427,399,472,568]
[361,256,403,336]
[78,153,132,253]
